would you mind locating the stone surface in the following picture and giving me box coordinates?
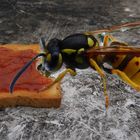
[0,0,140,140]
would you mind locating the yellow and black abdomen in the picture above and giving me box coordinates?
[123,56,140,85]
[106,53,140,85]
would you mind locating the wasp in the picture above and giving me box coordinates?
[10,21,140,109]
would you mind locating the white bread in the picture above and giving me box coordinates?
[0,44,61,108]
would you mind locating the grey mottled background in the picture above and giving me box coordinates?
[0,0,140,140]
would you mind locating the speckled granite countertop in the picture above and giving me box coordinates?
[0,0,140,139]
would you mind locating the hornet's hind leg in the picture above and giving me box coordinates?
[111,69,140,91]
[89,59,109,109]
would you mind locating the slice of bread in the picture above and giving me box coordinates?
[0,44,61,108]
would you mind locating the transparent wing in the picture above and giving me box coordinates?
[86,45,140,57]
[87,45,140,91]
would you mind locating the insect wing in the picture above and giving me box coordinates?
[87,46,140,91]
[86,46,140,57]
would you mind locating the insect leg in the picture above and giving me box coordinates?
[111,69,140,91]
[103,34,117,46]
[39,68,77,92]
[89,59,109,109]
[50,68,76,87]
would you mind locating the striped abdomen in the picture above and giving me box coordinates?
[107,54,140,85]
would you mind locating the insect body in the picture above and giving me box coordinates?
[10,21,140,109]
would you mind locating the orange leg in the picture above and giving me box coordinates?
[112,69,140,91]
[39,68,76,92]
[103,34,117,46]
[89,59,109,109]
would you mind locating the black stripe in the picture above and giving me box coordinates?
[116,55,134,71]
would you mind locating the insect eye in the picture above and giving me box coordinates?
[87,37,95,47]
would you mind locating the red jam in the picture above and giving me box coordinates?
[0,47,52,92]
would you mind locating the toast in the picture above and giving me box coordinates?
[0,44,61,108]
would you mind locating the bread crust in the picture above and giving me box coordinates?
[0,44,61,108]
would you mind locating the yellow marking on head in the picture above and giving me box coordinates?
[57,53,62,68]
[77,48,85,54]
[62,49,76,55]
[53,53,63,72]
[88,37,94,47]
[47,53,51,62]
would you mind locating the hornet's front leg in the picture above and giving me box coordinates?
[89,59,109,109]
[39,68,77,92]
